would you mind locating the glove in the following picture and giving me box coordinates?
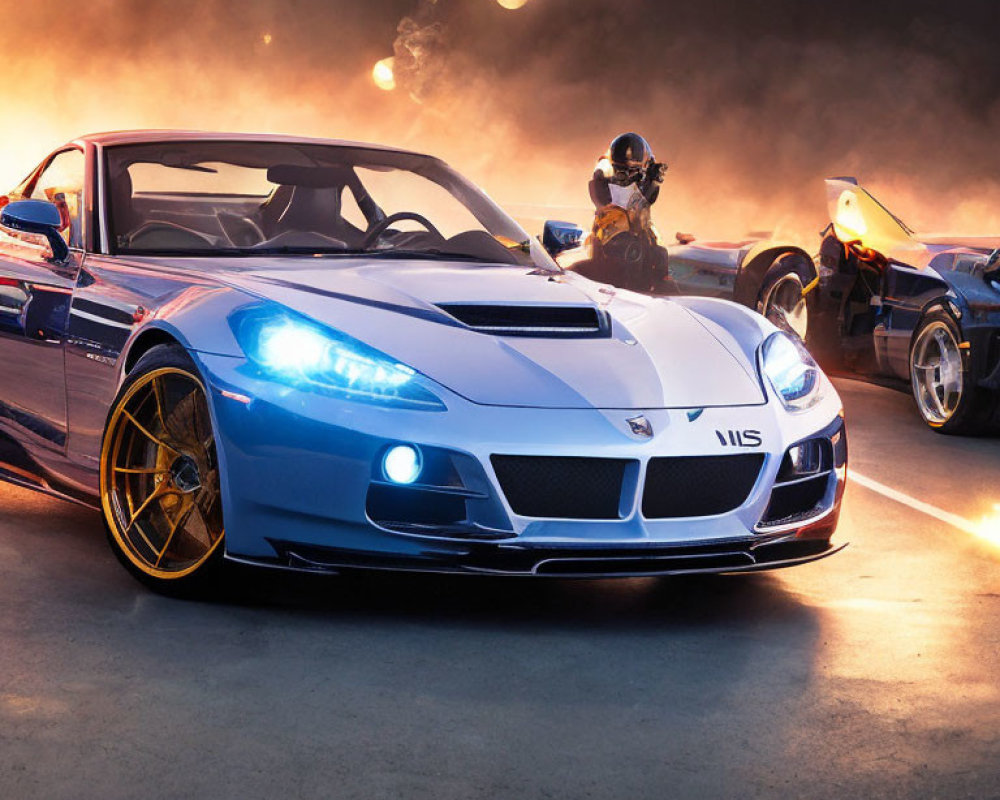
[646,161,668,184]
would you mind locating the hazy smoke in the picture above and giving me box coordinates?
[1,0,999,243]
[391,0,445,102]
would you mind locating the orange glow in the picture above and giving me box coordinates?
[2,6,1000,250]
[496,0,531,8]
[372,57,396,91]
[974,504,1000,549]
[834,189,868,240]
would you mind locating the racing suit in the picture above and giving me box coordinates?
[583,162,669,293]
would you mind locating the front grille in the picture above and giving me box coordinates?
[642,454,765,518]
[438,304,607,336]
[491,455,630,519]
[366,484,467,527]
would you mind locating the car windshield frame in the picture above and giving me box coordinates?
[103,139,558,271]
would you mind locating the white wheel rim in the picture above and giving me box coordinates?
[910,321,963,426]
[762,273,809,339]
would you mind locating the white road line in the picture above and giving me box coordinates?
[850,469,980,535]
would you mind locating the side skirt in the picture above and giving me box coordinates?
[0,432,100,509]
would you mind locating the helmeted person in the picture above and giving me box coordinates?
[585,132,669,292]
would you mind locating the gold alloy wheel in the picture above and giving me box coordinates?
[100,367,224,580]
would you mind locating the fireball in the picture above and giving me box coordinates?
[372,57,396,91]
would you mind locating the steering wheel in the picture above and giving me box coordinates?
[361,212,442,249]
[126,221,216,249]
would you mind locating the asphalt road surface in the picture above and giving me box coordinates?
[1,377,998,800]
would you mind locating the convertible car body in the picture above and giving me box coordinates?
[0,131,846,591]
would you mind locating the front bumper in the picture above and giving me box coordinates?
[194,352,847,577]
[232,535,846,577]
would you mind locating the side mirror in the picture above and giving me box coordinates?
[0,199,69,262]
[542,220,585,257]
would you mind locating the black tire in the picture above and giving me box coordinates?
[909,310,999,435]
[100,343,227,596]
[756,253,813,341]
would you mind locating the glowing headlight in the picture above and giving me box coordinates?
[383,444,422,484]
[233,309,444,410]
[257,322,330,372]
[761,331,821,411]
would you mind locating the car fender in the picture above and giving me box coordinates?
[119,285,254,381]
[734,241,817,308]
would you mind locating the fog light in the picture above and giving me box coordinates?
[778,439,826,481]
[383,445,422,485]
[790,441,822,474]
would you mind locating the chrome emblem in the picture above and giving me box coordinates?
[626,415,653,438]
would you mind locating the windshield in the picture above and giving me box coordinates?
[104,140,556,270]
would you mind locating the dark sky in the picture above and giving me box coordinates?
[3,0,999,235]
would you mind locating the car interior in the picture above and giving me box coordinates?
[104,143,535,265]
[112,165,383,252]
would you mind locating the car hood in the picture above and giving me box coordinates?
[183,257,765,410]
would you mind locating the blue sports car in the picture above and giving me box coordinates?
[0,131,846,593]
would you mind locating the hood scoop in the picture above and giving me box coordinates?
[436,303,610,337]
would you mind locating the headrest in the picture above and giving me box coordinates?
[266,165,350,188]
[109,169,135,233]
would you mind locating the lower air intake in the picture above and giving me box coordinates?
[534,552,754,575]
[491,455,629,519]
[643,454,765,518]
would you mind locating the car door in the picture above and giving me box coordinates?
[878,261,950,380]
[667,244,740,298]
[0,147,86,457]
